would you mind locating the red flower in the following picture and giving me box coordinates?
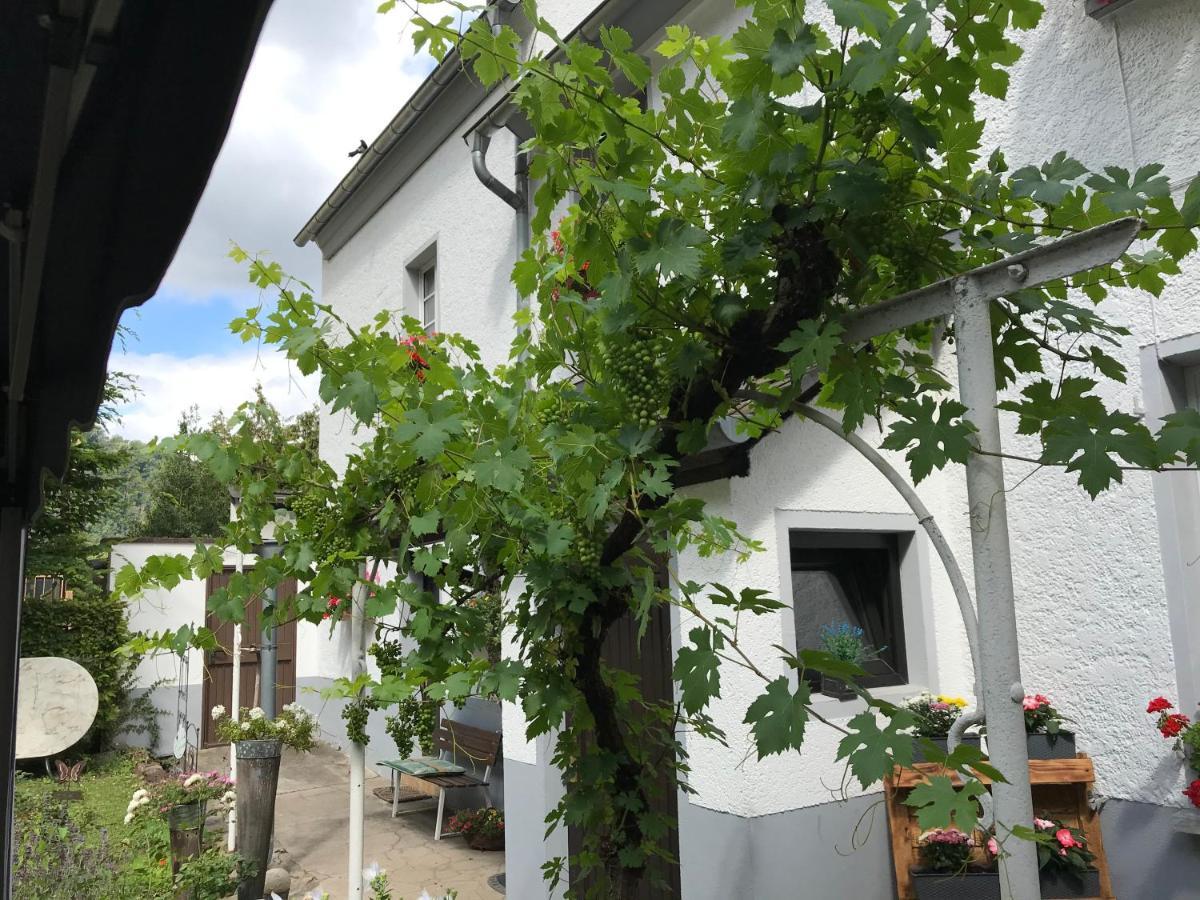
[1160,713,1190,738]
[1184,780,1200,808]
[1147,697,1173,714]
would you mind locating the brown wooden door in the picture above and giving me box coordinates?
[568,572,682,898]
[201,569,297,748]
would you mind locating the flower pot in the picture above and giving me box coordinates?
[1039,866,1101,898]
[820,675,857,701]
[1026,731,1076,760]
[910,869,1001,900]
[168,800,206,900]
[912,734,982,763]
[466,830,505,851]
[235,739,283,900]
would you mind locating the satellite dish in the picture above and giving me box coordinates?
[15,657,99,760]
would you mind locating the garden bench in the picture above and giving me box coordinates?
[377,718,501,840]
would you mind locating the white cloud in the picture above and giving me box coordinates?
[114,351,319,442]
[159,0,443,301]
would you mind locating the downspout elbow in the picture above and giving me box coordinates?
[471,130,525,212]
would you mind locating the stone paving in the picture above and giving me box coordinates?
[199,742,504,900]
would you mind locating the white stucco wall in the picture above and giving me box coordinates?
[314,0,1200,828]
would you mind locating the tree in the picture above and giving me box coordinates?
[27,374,134,594]
[135,390,317,539]
[117,1,1200,895]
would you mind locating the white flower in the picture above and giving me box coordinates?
[363,862,383,881]
[123,812,134,825]
[137,796,150,807]
[248,707,265,720]
[183,773,204,788]
[241,721,252,732]
[211,704,226,720]
[132,788,149,802]
[126,800,140,814]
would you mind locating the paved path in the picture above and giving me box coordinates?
[199,743,504,900]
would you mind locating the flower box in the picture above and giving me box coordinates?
[912,734,982,763]
[1039,866,1101,898]
[910,869,1000,900]
[1027,731,1076,760]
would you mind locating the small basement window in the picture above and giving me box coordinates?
[790,531,907,694]
[1085,0,1139,19]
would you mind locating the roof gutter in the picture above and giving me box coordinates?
[292,46,464,248]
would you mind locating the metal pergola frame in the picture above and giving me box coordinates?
[836,217,1142,899]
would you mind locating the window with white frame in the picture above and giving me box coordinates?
[407,243,438,334]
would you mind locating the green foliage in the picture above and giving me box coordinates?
[20,592,135,751]
[210,704,317,750]
[118,0,1200,893]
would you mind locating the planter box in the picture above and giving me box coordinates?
[1027,731,1076,760]
[466,830,504,851]
[913,734,982,763]
[911,869,1001,900]
[1039,866,1101,898]
[820,675,856,701]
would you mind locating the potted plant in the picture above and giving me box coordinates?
[211,703,317,900]
[1145,696,1200,823]
[817,622,881,700]
[910,827,999,900]
[125,770,235,884]
[904,693,981,763]
[1022,694,1076,759]
[447,807,504,851]
[1033,816,1100,898]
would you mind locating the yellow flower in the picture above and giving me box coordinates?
[937,695,968,708]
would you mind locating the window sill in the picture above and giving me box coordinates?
[809,683,924,718]
[1086,0,1139,20]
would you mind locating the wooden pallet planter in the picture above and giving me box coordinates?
[884,754,1114,899]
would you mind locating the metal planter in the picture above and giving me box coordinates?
[235,739,283,900]
[167,800,206,900]
[912,734,982,763]
[911,869,1001,900]
[1026,731,1076,760]
[1039,866,1101,898]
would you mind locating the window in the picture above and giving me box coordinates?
[1085,0,1139,20]
[419,262,436,334]
[790,531,907,694]
[406,242,438,334]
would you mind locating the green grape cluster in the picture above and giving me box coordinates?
[385,697,441,757]
[342,694,379,746]
[601,333,671,429]
[546,495,603,578]
[534,392,573,432]
[395,466,420,496]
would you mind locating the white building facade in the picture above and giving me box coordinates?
[294,1,1200,897]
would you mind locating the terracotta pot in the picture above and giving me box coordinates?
[466,830,504,851]
[911,869,1001,900]
[235,739,283,900]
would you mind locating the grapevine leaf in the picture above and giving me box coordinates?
[632,218,706,279]
[674,627,723,715]
[744,676,810,759]
[837,709,915,788]
[881,397,976,483]
[904,775,986,832]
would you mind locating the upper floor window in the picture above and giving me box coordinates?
[407,241,437,334]
[419,262,436,334]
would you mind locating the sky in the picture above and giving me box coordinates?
[109,0,443,441]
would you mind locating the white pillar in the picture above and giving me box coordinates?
[228,552,244,852]
[953,282,1038,900]
[348,572,367,900]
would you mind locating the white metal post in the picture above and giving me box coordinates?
[348,574,367,900]
[229,552,244,852]
[953,281,1039,900]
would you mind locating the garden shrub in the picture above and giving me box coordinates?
[20,591,137,751]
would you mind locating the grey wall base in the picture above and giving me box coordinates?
[112,680,203,759]
[502,755,568,900]
[294,677,504,810]
[680,793,895,900]
[1101,797,1200,899]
